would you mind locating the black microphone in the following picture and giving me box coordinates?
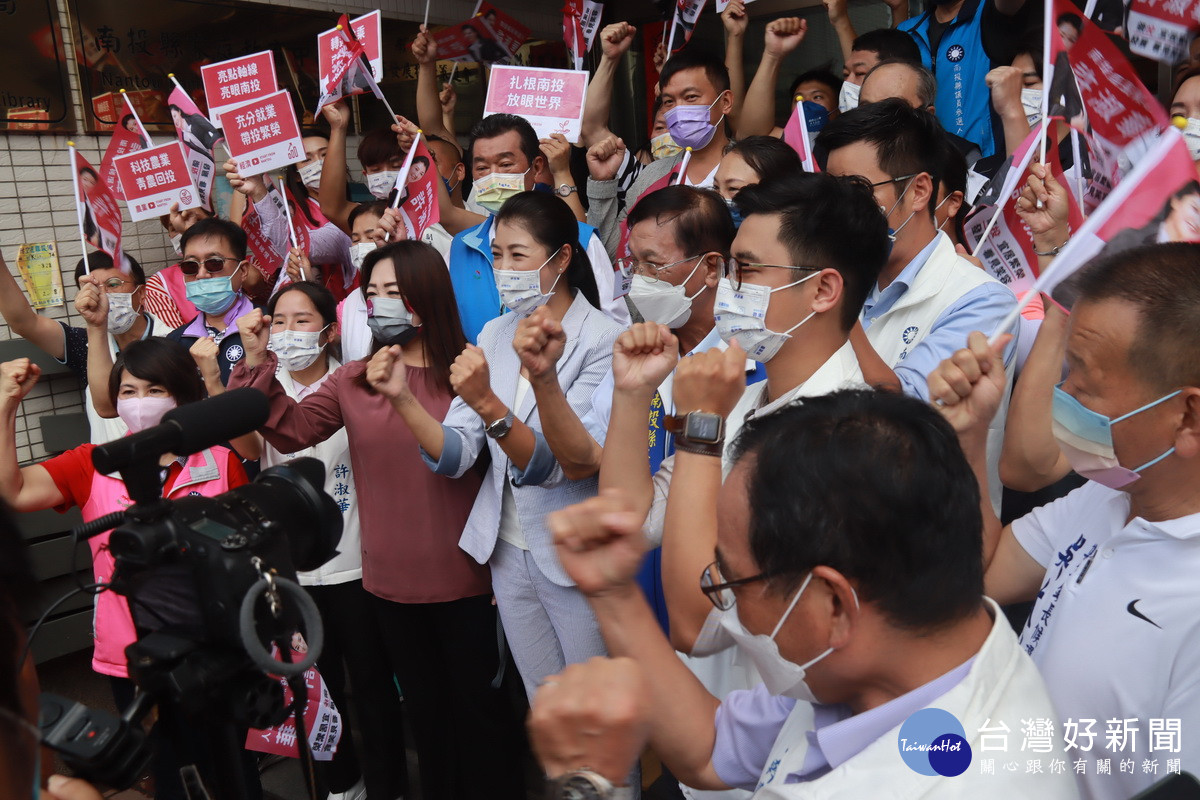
[92,388,269,475]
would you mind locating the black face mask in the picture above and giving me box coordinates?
[371,323,421,348]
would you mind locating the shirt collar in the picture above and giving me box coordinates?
[863,233,941,315]
[182,294,254,340]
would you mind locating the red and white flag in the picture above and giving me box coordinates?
[167,85,221,211]
[99,97,149,198]
[782,98,820,173]
[113,142,202,222]
[389,135,442,243]
[245,638,343,762]
[1126,0,1200,63]
[667,0,706,53]
[70,147,127,274]
[315,14,387,116]
[201,51,278,127]
[564,0,603,70]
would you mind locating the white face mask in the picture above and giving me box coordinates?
[1021,87,1043,129]
[365,170,399,200]
[493,248,564,316]
[629,257,707,329]
[169,233,183,256]
[116,396,177,434]
[349,241,378,271]
[268,326,327,372]
[299,159,324,191]
[838,80,861,114]
[719,572,855,701]
[1183,117,1200,162]
[474,168,530,215]
[107,291,140,335]
[714,272,820,362]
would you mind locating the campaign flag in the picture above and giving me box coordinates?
[964,122,1083,294]
[219,89,304,177]
[315,14,387,116]
[201,51,278,126]
[717,0,759,10]
[71,147,126,273]
[485,65,589,141]
[99,124,147,197]
[240,190,287,280]
[245,638,342,761]
[395,136,442,241]
[317,11,383,99]
[782,98,826,173]
[1046,0,1169,179]
[434,5,531,64]
[113,142,202,222]
[667,0,706,53]
[167,85,220,211]
[1126,0,1200,63]
[1015,130,1198,315]
[564,0,604,70]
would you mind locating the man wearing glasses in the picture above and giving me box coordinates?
[0,249,169,444]
[818,99,1017,511]
[533,392,1077,800]
[165,218,257,384]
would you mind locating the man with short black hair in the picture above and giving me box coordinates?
[448,113,628,342]
[587,49,734,258]
[531,390,1078,799]
[932,242,1200,800]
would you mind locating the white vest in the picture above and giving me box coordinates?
[751,599,1080,800]
[261,357,363,586]
[863,236,1014,514]
[87,313,172,445]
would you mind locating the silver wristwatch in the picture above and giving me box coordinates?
[547,769,633,800]
[485,409,516,439]
[555,183,579,197]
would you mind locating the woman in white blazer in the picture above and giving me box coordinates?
[366,191,624,698]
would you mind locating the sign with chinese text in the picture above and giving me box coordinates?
[201,51,278,126]
[16,243,64,309]
[245,637,342,761]
[113,141,200,221]
[72,148,125,268]
[484,65,588,141]
[1127,0,1200,63]
[434,4,530,63]
[317,10,382,92]
[219,90,304,177]
[396,136,441,241]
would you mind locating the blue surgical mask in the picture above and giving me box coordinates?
[185,265,242,316]
[443,175,461,195]
[724,197,744,228]
[1051,383,1181,490]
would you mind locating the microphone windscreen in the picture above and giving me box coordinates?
[161,388,269,456]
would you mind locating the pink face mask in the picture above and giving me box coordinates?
[116,396,177,433]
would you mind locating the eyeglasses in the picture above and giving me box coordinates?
[700,560,775,611]
[869,173,917,189]
[100,278,133,290]
[615,255,704,281]
[724,257,821,290]
[180,256,241,276]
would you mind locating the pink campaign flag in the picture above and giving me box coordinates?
[782,97,821,173]
[71,147,128,274]
[315,13,387,116]
[167,84,221,210]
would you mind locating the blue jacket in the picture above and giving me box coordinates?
[900,0,999,158]
[448,215,598,344]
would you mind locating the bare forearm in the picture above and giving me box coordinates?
[85,325,118,417]
[999,312,1070,491]
[530,373,602,480]
[889,3,909,27]
[319,126,355,233]
[725,34,746,122]
[662,451,723,652]
[0,403,23,504]
[554,173,587,224]
[417,63,455,142]
[832,17,857,61]
[738,52,784,138]
[589,586,726,790]
[963,427,1003,566]
[581,57,619,149]
[475,393,536,471]
[0,264,60,357]
[1000,111,1031,160]
[598,389,657,521]
[435,176,485,234]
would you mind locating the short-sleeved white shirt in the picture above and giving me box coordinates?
[1012,480,1200,800]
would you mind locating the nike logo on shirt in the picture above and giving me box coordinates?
[1127,599,1162,629]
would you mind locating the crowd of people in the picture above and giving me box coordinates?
[4,1,1200,799]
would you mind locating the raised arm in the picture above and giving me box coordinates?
[660,345,747,652]
[722,1,749,123]
[986,66,1033,159]
[0,360,67,512]
[737,18,808,139]
[412,25,457,144]
[540,135,586,223]
[0,250,66,360]
[72,275,118,419]
[392,114,484,235]
[317,100,359,233]
[581,23,637,149]
[189,335,263,460]
[822,0,858,63]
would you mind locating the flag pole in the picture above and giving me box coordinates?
[118,89,151,143]
[673,147,692,185]
[338,24,402,125]
[385,131,421,242]
[67,142,91,275]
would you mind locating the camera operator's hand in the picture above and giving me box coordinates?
[366,344,411,401]
[1,358,42,410]
[43,774,105,800]
[237,309,272,368]
[547,489,647,597]
[73,274,108,329]
[529,656,651,786]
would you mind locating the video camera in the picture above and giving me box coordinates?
[37,388,344,798]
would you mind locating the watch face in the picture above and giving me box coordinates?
[561,775,603,800]
[686,413,722,444]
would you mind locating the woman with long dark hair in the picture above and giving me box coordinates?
[366,191,623,701]
[230,241,524,800]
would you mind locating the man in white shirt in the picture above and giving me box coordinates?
[529,390,1077,800]
[929,242,1200,800]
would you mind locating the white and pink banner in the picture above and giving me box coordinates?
[113,142,201,221]
[245,638,343,761]
[484,65,589,141]
[201,51,278,127]
[219,89,304,177]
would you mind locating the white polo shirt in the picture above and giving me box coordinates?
[1012,480,1200,800]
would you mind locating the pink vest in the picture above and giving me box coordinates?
[83,448,238,677]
